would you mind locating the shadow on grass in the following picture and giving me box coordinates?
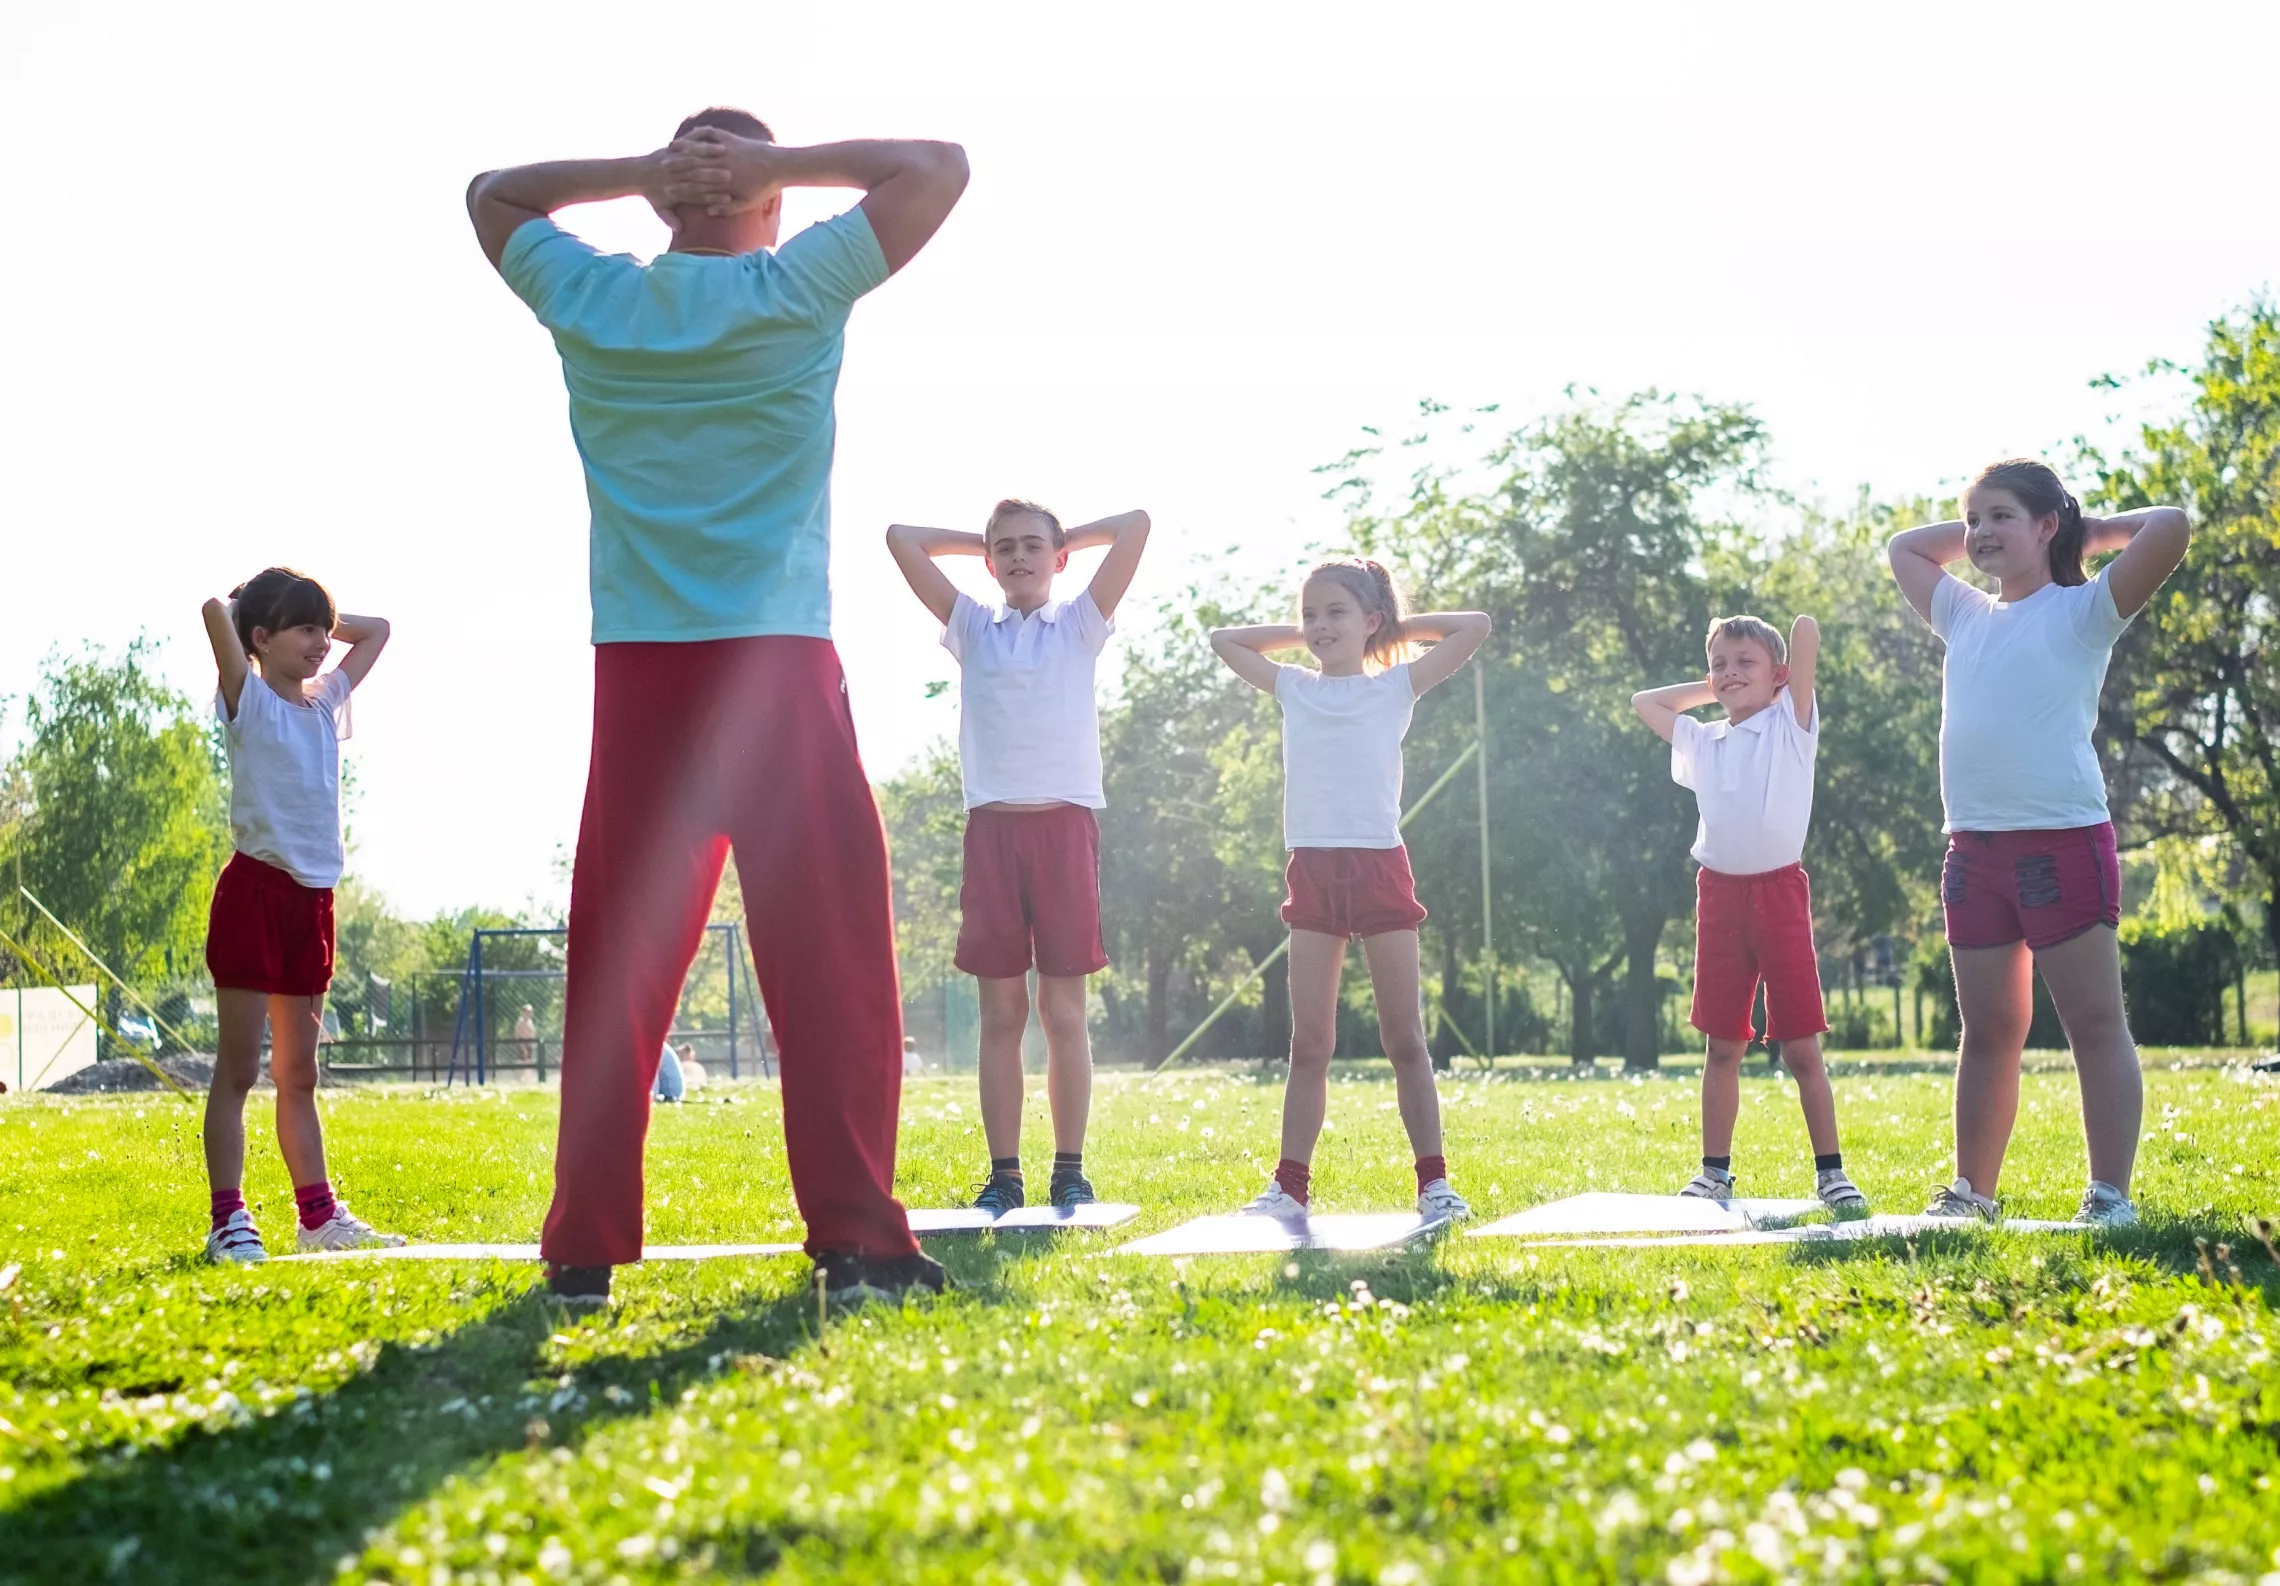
[0,1272,836,1586]
[1773,1216,2280,1300]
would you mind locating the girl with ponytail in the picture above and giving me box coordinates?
[1209,559,1490,1222]
[1887,461,2191,1228]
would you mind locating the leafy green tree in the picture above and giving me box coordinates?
[1,642,232,1003]
[2087,296,2280,969]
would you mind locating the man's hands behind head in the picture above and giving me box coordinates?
[656,128,781,218]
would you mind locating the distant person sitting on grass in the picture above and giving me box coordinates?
[885,500,1150,1215]
[1631,613,1868,1218]
[199,568,406,1263]
[902,1038,926,1077]
[654,1042,685,1104]
[676,1042,706,1090]
[469,107,968,1309]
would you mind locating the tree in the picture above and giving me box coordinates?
[2088,296,2280,970]
[0,641,233,1003]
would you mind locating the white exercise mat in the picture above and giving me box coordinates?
[271,1241,802,1263]
[1503,1211,2091,1251]
[1467,1192,1828,1239]
[1120,1211,1448,1256]
[907,1202,1141,1234]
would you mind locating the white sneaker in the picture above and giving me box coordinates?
[1239,1183,1310,1218]
[1416,1179,1472,1222]
[2077,1181,2139,1227]
[1678,1167,1736,1200]
[1922,1176,1999,1223]
[1816,1169,1871,1220]
[296,1203,408,1253]
[205,1208,268,1265]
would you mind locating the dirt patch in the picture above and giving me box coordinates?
[46,1055,221,1094]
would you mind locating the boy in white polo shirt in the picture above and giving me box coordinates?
[886,501,1151,1212]
[1631,613,1868,1217]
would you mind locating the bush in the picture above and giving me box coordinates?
[1827,1000,1897,1051]
[2118,918,2240,1046]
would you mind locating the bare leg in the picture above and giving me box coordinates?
[1699,1038,1747,1158]
[1035,973,1093,1155]
[269,994,329,1189]
[1781,1035,1841,1157]
[2033,926,2142,1193]
[975,974,1031,1162]
[202,988,267,1194]
[1360,930,1443,1160]
[1951,942,2033,1195]
[1277,931,1347,1165]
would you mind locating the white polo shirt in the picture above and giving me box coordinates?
[1930,573,2132,833]
[1670,687,1818,876]
[1277,663,1415,849]
[942,589,1112,810]
[216,670,354,889]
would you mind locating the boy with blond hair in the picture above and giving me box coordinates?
[1632,613,1868,1216]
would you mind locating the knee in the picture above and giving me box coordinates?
[271,1062,318,1103]
[1779,1038,1826,1078]
[1288,1031,1335,1071]
[1703,1040,1747,1072]
[1381,1030,1432,1072]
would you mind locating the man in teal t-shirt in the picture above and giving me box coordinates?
[468,108,967,1308]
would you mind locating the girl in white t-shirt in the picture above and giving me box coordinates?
[197,567,403,1264]
[1888,459,2190,1228]
[1211,559,1490,1222]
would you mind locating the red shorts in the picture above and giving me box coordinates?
[1281,846,1428,939]
[954,805,1110,980]
[205,852,335,997]
[1942,823,2120,950]
[1691,862,1826,1044]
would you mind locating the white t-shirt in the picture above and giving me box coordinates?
[1276,663,1414,849]
[217,670,353,889]
[1930,573,2133,833]
[1670,688,1819,876]
[942,590,1113,810]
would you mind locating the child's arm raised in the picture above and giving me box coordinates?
[332,614,392,690]
[1064,510,1152,621]
[883,524,987,624]
[1210,625,1305,695]
[1401,611,1491,696]
[1786,614,1819,727]
[201,598,250,720]
[2087,506,2191,618]
[1630,680,1716,745]
[1885,519,1967,624]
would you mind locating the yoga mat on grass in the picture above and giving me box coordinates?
[1120,1211,1448,1256]
[907,1203,1141,1234]
[1466,1192,1829,1239]
[270,1242,802,1263]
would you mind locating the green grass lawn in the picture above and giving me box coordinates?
[2,1054,2275,1584]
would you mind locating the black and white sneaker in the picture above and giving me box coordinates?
[971,1174,1024,1217]
[545,1264,612,1309]
[812,1249,946,1310]
[1049,1172,1097,1209]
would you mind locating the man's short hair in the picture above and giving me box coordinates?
[1705,614,1786,666]
[674,107,774,143]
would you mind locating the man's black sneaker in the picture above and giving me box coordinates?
[1050,1173,1097,1209]
[545,1264,611,1308]
[971,1174,1024,1217]
[813,1249,947,1309]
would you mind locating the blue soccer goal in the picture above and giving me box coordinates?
[444,923,770,1086]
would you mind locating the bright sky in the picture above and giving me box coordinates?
[4,2,2274,920]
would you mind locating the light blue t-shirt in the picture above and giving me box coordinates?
[501,209,890,643]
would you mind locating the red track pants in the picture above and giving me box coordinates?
[540,636,917,1267]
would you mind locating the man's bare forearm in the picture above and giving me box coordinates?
[471,155,662,215]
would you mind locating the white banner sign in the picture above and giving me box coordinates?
[2,985,99,1091]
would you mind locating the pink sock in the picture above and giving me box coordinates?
[294,1180,337,1230]
[210,1188,246,1232]
[1415,1155,1448,1193]
[1273,1158,1312,1206]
